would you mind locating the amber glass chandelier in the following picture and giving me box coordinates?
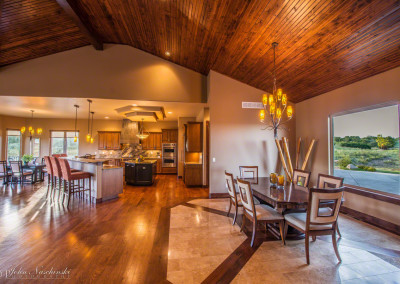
[259,42,293,138]
[21,110,43,138]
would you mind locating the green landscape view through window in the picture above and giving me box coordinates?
[332,104,400,195]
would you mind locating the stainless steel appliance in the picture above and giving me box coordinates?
[162,143,177,167]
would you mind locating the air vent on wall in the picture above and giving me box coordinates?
[242,102,263,109]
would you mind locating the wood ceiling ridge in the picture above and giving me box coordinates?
[275,2,399,87]
[212,1,289,74]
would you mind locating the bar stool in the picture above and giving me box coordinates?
[43,156,54,198]
[59,159,91,207]
[50,157,79,200]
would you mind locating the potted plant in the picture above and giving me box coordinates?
[22,154,34,166]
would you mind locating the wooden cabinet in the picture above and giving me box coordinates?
[141,132,162,150]
[156,159,162,173]
[185,122,203,152]
[162,129,178,143]
[184,164,202,186]
[98,131,121,150]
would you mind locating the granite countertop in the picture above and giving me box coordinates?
[144,157,161,159]
[66,158,113,164]
[125,159,157,164]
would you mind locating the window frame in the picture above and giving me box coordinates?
[30,137,41,158]
[6,129,22,161]
[50,130,79,156]
[328,101,400,202]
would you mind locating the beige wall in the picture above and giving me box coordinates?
[295,66,400,225]
[0,44,207,103]
[208,71,296,194]
[0,115,122,160]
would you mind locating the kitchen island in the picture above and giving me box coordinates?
[66,158,124,203]
[125,160,157,185]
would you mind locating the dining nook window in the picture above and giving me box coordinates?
[6,130,22,161]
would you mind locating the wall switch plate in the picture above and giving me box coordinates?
[212,157,216,162]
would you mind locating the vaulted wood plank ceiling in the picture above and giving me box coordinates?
[1,0,400,102]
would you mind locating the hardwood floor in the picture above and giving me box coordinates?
[2,176,400,283]
[0,175,208,283]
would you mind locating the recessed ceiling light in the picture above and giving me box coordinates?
[105,116,109,119]
[167,111,173,114]
[165,51,171,56]
[132,104,137,106]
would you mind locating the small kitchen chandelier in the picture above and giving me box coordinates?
[21,110,43,138]
[259,42,293,138]
[136,119,149,140]
[86,99,92,142]
[90,111,94,144]
[73,104,79,142]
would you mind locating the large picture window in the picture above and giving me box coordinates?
[50,131,79,156]
[6,130,21,161]
[331,104,399,195]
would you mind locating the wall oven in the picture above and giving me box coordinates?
[162,143,177,167]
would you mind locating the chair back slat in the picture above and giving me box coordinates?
[307,187,344,226]
[239,166,258,179]
[317,174,344,188]
[293,169,311,187]
[224,171,236,200]
[237,178,255,218]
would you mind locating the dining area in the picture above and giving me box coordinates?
[225,165,345,265]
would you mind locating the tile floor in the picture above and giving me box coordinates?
[167,198,400,283]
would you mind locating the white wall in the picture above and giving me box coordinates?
[0,44,207,103]
[296,66,400,225]
[208,71,295,195]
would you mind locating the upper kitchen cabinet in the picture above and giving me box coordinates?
[141,132,162,150]
[185,122,203,152]
[162,129,178,143]
[98,131,121,150]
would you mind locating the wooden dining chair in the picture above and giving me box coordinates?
[284,187,344,264]
[225,171,242,225]
[292,169,311,187]
[0,161,11,185]
[317,173,344,238]
[239,166,258,179]
[237,178,285,247]
[9,161,34,184]
[317,174,344,188]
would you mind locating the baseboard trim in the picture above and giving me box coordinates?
[209,193,230,198]
[340,206,400,236]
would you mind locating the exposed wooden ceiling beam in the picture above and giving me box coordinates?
[55,0,103,50]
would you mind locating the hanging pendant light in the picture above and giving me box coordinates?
[90,111,94,144]
[136,119,149,139]
[73,105,79,142]
[86,99,92,142]
[21,110,42,138]
[259,42,294,138]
